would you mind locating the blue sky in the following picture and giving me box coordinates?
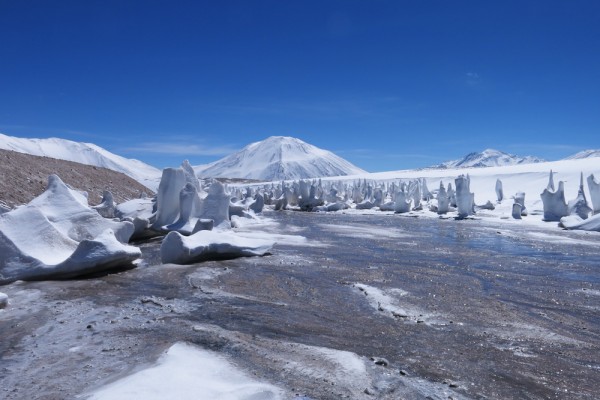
[1,1,599,171]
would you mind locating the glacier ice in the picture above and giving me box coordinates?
[379,201,396,212]
[560,213,600,231]
[298,180,324,211]
[421,178,432,201]
[29,175,134,243]
[436,182,449,214]
[455,175,474,218]
[181,159,201,192]
[514,192,527,216]
[249,192,265,214]
[153,167,187,229]
[512,203,523,219]
[356,200,375,210]
[160,230,274,264]
[394,185,412,213]
[587,174,600,215]
[540,171,569,222]
[495,179,503,202]
[447,182,456,208]
[0,176,140,284]
[164,183,201,235]
[199,181,231,228]
[567,173,592,220]
[92,190,116,219]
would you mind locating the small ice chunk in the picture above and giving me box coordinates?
[0,292,8,308]
[160,230,274,264]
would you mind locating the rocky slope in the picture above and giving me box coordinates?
[0,149,153,209]
[0,133,161,190]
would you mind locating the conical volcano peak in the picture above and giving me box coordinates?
[195,136,366,181]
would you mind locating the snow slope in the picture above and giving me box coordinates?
[0,133,161,191]
[195,136,366,180]
[564,149,600,160]
[434,149,544,169]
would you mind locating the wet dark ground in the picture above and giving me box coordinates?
[1,210,599,399]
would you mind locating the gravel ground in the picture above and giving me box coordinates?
[1,211,599,399]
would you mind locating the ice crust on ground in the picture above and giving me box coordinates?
[0,175,140,284]
[353,283,440,324]
[318,223,411,240]
[160,229,275,264]
[87,342,283,400]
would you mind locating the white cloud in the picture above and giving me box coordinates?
[124,142,239,156]
[466,72,482,86]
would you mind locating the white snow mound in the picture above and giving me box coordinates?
[29,175,134,243]
[0,175,140,283]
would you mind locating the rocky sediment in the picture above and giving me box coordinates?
[0,149,153,208]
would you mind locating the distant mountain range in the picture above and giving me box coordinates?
[432,147,600,169]
[432,149,545,169]
[194,136,366,181]
[1,132,598,182]
[0,133,161,190]
[564,149,600,160]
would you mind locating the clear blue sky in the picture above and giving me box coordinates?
[1,1,599,171]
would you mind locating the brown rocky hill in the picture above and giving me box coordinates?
[0,148,154,209]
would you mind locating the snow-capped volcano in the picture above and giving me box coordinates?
[195,136,366,181]
[0,133,161,190]
[564,149,600,160]
[434,149,544,169]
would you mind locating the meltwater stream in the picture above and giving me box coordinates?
[1,210,599,399]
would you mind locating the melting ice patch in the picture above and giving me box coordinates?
[492,322,583,345]
[87,342,283,400]
[232,215,323,247]
[353,283,442,325]
[525,231,600,246]
[318,224,411,240]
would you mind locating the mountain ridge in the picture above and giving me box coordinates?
[0,133,161,190]
[0,148,152,208]
[432,148,545,169]
[564,149,600,160]
[194,136,367,181]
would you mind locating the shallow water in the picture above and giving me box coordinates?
[1,210,599,399]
